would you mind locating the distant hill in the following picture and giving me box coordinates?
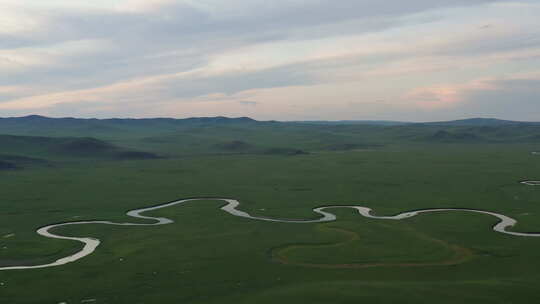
[421,118,538,126]
[0,115,259,137]
[294,118,539,126]
[1,115,537,132]
[0,115,256,126]
[423,130,484,143]
[0,134,161,161]
[291,120,410,126]
[1,116,540,154]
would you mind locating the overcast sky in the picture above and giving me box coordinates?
[1,0,539,121]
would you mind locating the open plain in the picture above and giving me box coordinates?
[1,117,539,303]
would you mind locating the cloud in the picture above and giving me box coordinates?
[239,101,258,106]
[0,39,111,72]
[457,76,540,120]
[114,0,175,13]
[0,5,47,35]
[406,79,498,109]
[1,0,540,120]
[399,73,540,121]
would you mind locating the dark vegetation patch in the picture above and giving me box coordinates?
[114,151,162,160]
[323,143,382,151]
[0,154,48,170]
[56,137,115,155]
[213,140,310,156]
[0,154,47,164]
[213,140,253,152]
[263,148,309,155]
[0,160,18,170]
[424,130,484,143]
[140,136,172,143]
[57,138,161,160]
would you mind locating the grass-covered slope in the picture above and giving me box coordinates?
[0,134,160,162]
[1,116,540,159]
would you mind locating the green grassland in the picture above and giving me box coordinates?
[0,117,539,303]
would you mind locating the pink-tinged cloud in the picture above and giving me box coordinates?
[406,86,462,109]
[405,78,500,109]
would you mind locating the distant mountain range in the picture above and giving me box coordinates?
[290,120,411,126]
[0,115,257,124]
[419,118,539,126]
[0,115,261,137]
[0,115,538,141]
[1,115,537,126]
[295,118,539,126]
[1,115,540,169]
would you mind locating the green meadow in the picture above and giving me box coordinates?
[1,117,540,303]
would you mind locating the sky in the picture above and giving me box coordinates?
[1,0,540,121]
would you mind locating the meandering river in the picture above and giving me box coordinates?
[2,151,540,271]
[1,195,539,271]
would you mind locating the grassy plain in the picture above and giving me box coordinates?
[0,118,540,303]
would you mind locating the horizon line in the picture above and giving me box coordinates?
[1,114,539,124]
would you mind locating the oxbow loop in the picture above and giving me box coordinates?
[2,154,540,271]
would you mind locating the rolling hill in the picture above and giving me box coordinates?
[0,134,161,163]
